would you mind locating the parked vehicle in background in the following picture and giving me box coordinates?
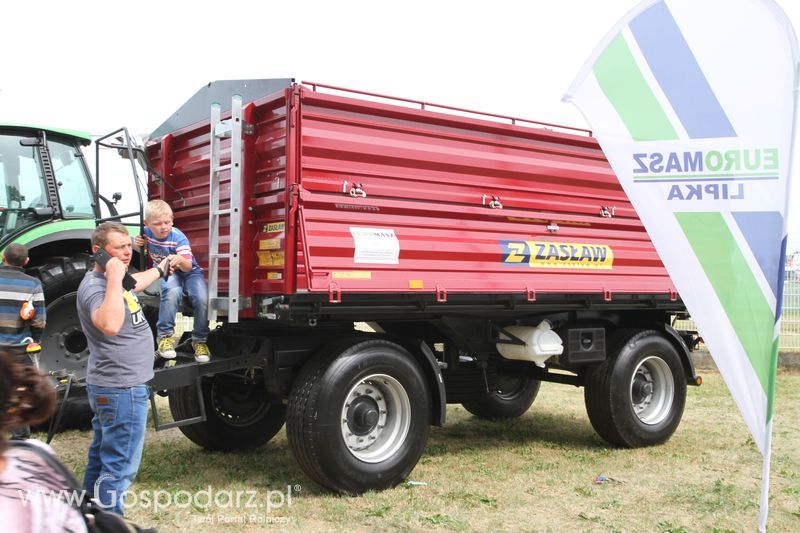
[0,124,146,428]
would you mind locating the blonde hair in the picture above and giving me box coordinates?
[145,199,173,221]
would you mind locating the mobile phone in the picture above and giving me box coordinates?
[159,257,170,282]
[93,249,137,291]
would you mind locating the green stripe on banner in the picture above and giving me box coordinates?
[767,337,779,422]
[676,212,774,396]
[593,34,678,141]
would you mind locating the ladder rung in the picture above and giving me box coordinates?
[210,253,231,258]
[213,163,232,173]
[213,208,231,216]
[210,297,230,310]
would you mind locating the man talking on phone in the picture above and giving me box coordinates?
[76,221,169,515]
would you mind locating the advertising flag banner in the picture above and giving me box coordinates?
[564,1,798,529]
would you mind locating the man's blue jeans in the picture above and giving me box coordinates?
[83,384,149,515]
[157,268,210,343]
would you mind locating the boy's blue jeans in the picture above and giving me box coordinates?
[157,268,210,343]
[83,384,149,515]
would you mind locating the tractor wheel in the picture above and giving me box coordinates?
[32,254,94,430]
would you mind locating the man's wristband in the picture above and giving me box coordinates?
[153,264,165,278]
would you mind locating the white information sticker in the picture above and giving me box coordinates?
[349,227,400,264]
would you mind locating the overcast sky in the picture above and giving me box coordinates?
[2,0,799,250]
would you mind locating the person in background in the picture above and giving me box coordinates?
[0,242,46,440]
[77,222,168,515]
[134,199,211,362]
[0,349,87,532]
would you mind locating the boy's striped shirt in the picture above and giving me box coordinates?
[142,227,201,272]
[0,266,46,345]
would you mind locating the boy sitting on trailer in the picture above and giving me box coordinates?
[134,200,211,362]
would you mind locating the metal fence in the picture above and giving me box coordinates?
[783,272,800,350]
[674,270,800,352]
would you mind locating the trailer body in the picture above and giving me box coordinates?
[145,81,696,495]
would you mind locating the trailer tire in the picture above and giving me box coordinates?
[584,329,686,448]
[33,254,94,430]
[169,373,286,451]
[462,373,540,419]
[287,339,431,494]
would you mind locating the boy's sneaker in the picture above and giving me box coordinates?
[157,337,177,359]
[193,342,212,363]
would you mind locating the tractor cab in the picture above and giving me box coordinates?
[0,124,149,431]
[0,125,96,248]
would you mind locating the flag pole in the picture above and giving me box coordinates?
[759,346,778,533]
[763,36,800,531]
[758,419,773,532]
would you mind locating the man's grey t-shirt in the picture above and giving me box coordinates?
[77,271,154,387]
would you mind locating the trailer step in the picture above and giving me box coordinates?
[147,352,268,431]
[149,377,207,431]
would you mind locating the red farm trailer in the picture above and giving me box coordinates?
[143,79,700,494]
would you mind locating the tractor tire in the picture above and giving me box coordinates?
[32,254,94,430]
[584,329,687,448]
[168,372,287,451]
[287,339,431,494]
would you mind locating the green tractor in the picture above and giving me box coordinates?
[0,124,146,428]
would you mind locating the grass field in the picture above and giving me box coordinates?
[45,371,800,532]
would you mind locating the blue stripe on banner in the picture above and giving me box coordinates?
[732,211,783,302]
[630,1,737,139]
[776,236,787,321]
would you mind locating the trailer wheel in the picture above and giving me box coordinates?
[584,330,686,448]
[287,339,431,494]
[33,254,94,430]
[462,370,540,419]
[169,372,286,451]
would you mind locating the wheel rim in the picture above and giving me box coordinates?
[629,355,674,425]
[40,293,89,377]
[210,376,270,428]
[340,373,411,463]
[495,373,528,400]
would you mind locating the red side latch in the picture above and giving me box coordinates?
[328,283,342,304]
[669,288,678,301]
[436,285,447,303]
[603,288,613,302]
[526,286,537,302]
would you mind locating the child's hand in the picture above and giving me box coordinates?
[167,254,183,271]
[134,235,145,247]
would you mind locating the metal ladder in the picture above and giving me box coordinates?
[208,95,243,323]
